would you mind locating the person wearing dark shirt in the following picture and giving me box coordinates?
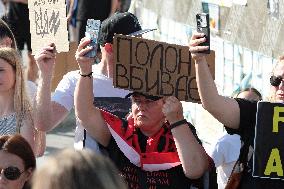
[189,32,284,188]
[76,0,129,43]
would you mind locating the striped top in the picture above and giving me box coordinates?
[0,114,17,135]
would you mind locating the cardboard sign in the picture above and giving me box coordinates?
[113,34,215,102]
[28,0,69,55]
[253,102,284,180]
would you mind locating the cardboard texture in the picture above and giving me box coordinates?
[28,0,69,55]
[51,41,78,91]
[113,34,215,103]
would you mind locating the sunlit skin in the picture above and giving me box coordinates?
[0,151,32,189]
[271,62,284,103]
[0,59,15,95]
[131,95,166,137]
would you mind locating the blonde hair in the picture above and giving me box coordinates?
[268,58,284,102]
[0,47,32,131]
[32,149,128,189]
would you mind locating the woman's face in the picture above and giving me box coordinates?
[0,151,32,189]
[131,95,165,135]
[0,58,15,93]
[271,62,284,103]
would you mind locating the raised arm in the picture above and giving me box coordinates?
[74,38,111,146]
[34,44,69,132]
[189,33,240,129]
[163,96,208,179]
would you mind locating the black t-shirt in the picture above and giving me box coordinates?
[107,136,200,189]
[76,0,111,21]
[7,2,29,24]
[105,120,203,189]
[225,99,284,188]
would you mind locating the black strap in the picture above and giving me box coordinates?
[83,129,86,148]
[238,132,250,168]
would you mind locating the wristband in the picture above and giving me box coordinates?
[79,71,93,78]
[169,119,188,130]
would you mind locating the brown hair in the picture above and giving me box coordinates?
[235,87,262,100]
[0,134,36,189]
[0,19,17,49]
[0,47,33,131]
[32,149,128,189]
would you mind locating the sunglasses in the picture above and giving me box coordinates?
[0,166,24,180]
[270,75,284,87]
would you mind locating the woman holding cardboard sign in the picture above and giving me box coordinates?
[189,32,284,188]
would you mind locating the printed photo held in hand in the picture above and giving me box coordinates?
[0,134,36,189]
[189,31,284,188]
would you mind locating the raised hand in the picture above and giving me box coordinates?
[162,96,184,124]
[34,43,56,80]
[75,37,96,75]
[189,32,209,61]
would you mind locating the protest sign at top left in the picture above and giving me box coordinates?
[28,0,69,55]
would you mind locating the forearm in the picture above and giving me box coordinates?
[34,75,53,131]
[195,57,240,128]
[20,122,36,154]
[34,130,46,157]
[74,76,95,123]
[172,124,208,179]
[195,57,220,110]
[74,75,111,146]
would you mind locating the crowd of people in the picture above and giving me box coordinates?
[0,0,283,189]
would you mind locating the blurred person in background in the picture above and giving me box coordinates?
[32,148,128,189]
[76,0,130,44]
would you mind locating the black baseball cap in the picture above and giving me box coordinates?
[125,92,162,101]
[98,12,142,46]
